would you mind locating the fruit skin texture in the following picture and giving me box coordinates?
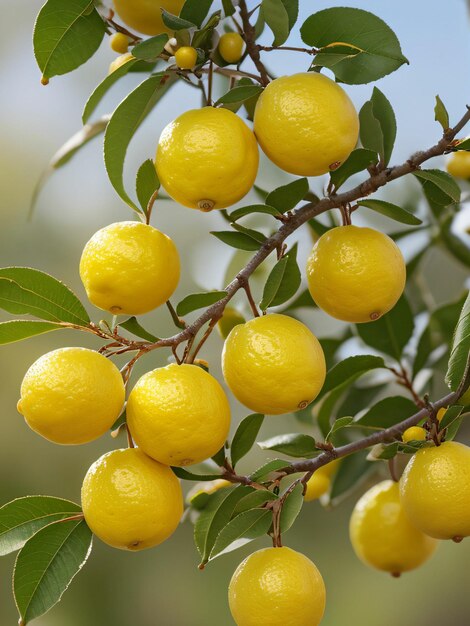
[108,51,134,74]
[156,107,259,210]
[222,314,326,415]
[350,480,437,575]
[400,441,470,540]
[81,448,183,550]
[446,151,470,179]
[306,226,406,323]
[228,546,325,626]
[113,0,185,36]
[17,348,125,445]
[175,46,198,70]
[110,33,129,53]
[79,221,180,316]
[218,32,245,64]
[253,72,359,176]
[126,363,231,466]
[402,426,427,443]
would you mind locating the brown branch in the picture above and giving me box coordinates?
[258,45,318,55]
[238,0,270,86]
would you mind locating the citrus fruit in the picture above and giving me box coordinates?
[156,107,259,210]
[228,546,326,626]
[217,307,245,339]
[110,32,130,53]
[306,226,406,323]
[402,426,427,443]
[304,459,341,502]
[446,151,470,179]
[113,0,185,36]
[175,46,197,70]
[253,72,359,176]
[437,407,447,422]
[350,480,437,576]
[218,33,245,64]
[17,347,125,445]
[222,314,326,415]
[399,441,470,540]
[126,363,230,466]
[79,221,180,315]
[108,51,134,74]
[81,448,183,550]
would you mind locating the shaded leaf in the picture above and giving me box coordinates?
[262,0,290,46]
[229,204,281,221]
[231,414,265,468]
[161,9,195,30]
[180,0,213,27]
[358,199,422,225]
[320,355,386,398]
[369,88,396,165]
[171,467,223,481]
[257,434,317,458]
[0,320,62,345]
[209,508,272,561]
[216,85,264,106]
[329,450,372,503]
[260,244,301,310]
[176,291,226,316]
[280,483,303,533]
[413,169,461,207]
[266,178,309,212]
[280,0,299,30]
[136,159,160,214]
[132,34,169,60]
[446,292,470,392]
[233,490,278,515]
[434,95,450,130]
[211,231,262,251]
[439,405,464,431]
[250,459,288,481]
[231,223,267,244]
[440,214,470,268]
[326,416,354,441]
[222,0,236,17]
[119,317,159,342]
[357,396,417,428]
[330,149,378,190]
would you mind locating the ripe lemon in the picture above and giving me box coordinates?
[253,72,359,176]
[17,348,125,445]
[218,33,245,64]
[113,0,185,36]
[350,480,437,576]
[306,226,406,323]
[304,459,341,502]
[81,448,183,550]
[446,151,470,179]
[399,441,470,540]
[108,52,134,74]
[222,314,326,415]
[126,363,231,466]
[156,107,259,210]
[228,546,326,626]
[110,33,130,53]
[79,221,180,315]
[402,426,427,443]
[175,46,197,70]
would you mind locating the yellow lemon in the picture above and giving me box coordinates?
[81,448,183,550]
[17,348,125,445]
[229,546,326,626]
[446,151,470,179]
[126,363,231,466]
[113,0,185,36]
[304,458,341,502]
[110,33,130,53]
[399,441,470,540]
[306,226,406,323]
[174,46,198,70]
[218,33,245,64]
[437,407,447,422]
[402,426,427,443]
[253,72,359,176]
[156,107,259,210]
[222,314,326,415]
[79,221,180,316]
[350,480,437,576]
[108,51,134,74]
[217,307,245,339]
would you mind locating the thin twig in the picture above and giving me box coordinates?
[258,45,318,55]
[238,0,270,86]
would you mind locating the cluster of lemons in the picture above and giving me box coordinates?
[15,2,470,625]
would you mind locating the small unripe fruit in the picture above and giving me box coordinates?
[175,46,198,70]
[402,426,427,443]
[110,33,130,53]
[218,32,245,64]
[446,151,470,180]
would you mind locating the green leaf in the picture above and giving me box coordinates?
[452,138,470,151]
[262,0,290,46]
[370,88,397,165]
[446,292,470,392]
[209,508,272,561]
[280,483,303,533]
[211,231,262,251]
[231,414,265,468]
[280,0,299,30]
[192,10,221,50]
[359,101,383,158]
[176,291,226,316]
[266,178,309,212]
[0,267,90,325]
[33,0,105,80]
[250,459,288,482]
[161,9,195,30]
[104,74,173,211]
[413,169,461,207]
[132,34,169,60]
[231,223,267,244]
[222,0,236,17]
[357,396,417,428]
[329,149,378,190]
[413,326,433,377]
[439,405,464,431]
[434,95,450,130]
[135,159,160,214]
[14,518,92,624]
[440,214,470,268]
[317,384,348,438]
[260,244,301,310]
[358,199,422,225]
[216,85,264,106]
[329,450,372,503]
[233,490,278,515]
[319,355,386,398]
[180,0,213,27]
[257,434,317,458]
[171,467,223,481]
[326,416,354,441]
[0,320,63,345]
[302,8,408,84]
[0,497,81,556]
[229,204,282,221]
[377,442,400,460]
[119,317,159,342]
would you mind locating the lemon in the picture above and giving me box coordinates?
[218,33,245,64]
[126,363,230,466]
[253,72,359,176]
[446,151,470,179]
[228,546,326,626]
[108,52,134,74]
[17,348,125,445]
[81,448,183,550]
[113,0,185,36]
[437,407,447,422]
[79,221,180,316]
[156,107,259,210]
[110,33,130,53]
[350,480,437,576]
[304,458,341,502]
[175,46,198,70]
[306,226,406,323]
[222,314,326,415]
[217,307,245,339]
[402,426,427,443]
[400,441,470,540]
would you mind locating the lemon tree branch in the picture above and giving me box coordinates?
[238,0,271,86]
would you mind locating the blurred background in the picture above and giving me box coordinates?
[1,1,470,624]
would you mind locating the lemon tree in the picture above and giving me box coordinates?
[1,1,470,625]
